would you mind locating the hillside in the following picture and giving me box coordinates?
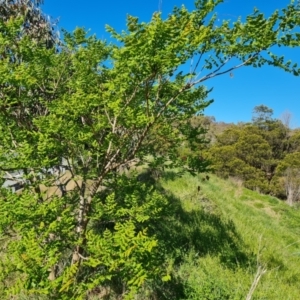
[156,172,300,299]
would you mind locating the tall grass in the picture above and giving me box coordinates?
[159,172,300,299]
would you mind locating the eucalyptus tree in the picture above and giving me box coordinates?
[0,0,57,48]
[252,104,274,124]
[272,152,300,205]
[0,0,300,298]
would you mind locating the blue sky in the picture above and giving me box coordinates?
[42,0,300,127]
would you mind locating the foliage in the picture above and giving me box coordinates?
[1,0,300,298]
[272,152,300,205]
[252,104,274,124]
[0,0,58,48]
[287,129,300,152]
[206,106,300,198]
[0,176,170,299]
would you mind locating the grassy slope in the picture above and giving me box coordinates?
[160,173,300,299]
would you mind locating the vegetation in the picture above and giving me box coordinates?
[205,105,300,204]
[0,0,300,299]
[0,0,58,48]
[160,173,300,299]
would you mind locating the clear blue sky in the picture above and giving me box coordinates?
[42,0,300,127]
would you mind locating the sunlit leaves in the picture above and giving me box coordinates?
[1,0,300,298]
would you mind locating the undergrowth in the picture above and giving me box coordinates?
[1,172,299,299]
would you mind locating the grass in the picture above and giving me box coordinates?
[159,172,300,299]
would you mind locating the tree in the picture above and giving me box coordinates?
[206,116,292,193]
[1,0,300,298]
[215,125,242,146]
[287,129,300,153]
[235,133,272,169]
[207,128,272,192]
[258,120,289,160]
[0,0,58,48]
[284,167,300,206]
[280,110,293,129]
[252,104,274,127]
[272,152,300,205]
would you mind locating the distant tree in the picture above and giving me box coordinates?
[272,152,300,205]
[280,110,293,129]
[207,118,291,193]
[252,104,274,127]
[215,126,242,146]
[0,0,58,48]
[284,167,300,206]
[206,144,237,177]
[258,120,289,160]
[235,134,271,167]
[208,128,271,192]
[287,129,300,153]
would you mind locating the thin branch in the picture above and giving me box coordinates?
[198,56,232,80]
[195,53,259,85]
[192,46,207,76]
[104,108,113,127]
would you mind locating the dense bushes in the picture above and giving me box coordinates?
[203,108,300,204]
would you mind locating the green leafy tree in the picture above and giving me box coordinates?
[259,120,289,159]
[205,144,237,177]
[207,103,298,193]
[215,125,242,146]
[287,129,300,153]
[271,152,300,205]
[0,0,58,48]
[207,130,271,193]
[252,104,274,124]
[1,0,300,298]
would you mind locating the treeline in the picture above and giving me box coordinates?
[198,105,300,205]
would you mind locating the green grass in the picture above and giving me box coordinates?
[159,172,300,299]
